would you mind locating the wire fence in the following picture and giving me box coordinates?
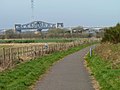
[0,39,98,71]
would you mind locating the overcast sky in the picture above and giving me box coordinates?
[0,0,120,29]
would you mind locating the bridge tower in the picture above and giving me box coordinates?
[57,23,64,28]
[15,24,22,33]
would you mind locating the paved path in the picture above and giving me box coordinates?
[34,46,95,90]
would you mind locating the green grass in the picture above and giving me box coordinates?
[0,43,94,90]
[86,52,120,90]
[0,39,74,43]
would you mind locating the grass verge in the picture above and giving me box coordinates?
[86,52,120,90]
[0,43,94,90]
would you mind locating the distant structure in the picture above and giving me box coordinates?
[57,23,64,28]
[0,29,5,34]
[14,0,64,33]
[64,26,107,35]
[15,21,64,33]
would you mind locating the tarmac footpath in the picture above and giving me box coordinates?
[34,46,95,90]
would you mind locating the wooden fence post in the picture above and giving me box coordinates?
[2,48,5,68]
[41,46,44,56]
[11,48,13,66]
[17,47,19,60]
[9,48,13,66]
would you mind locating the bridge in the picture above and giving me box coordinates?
[15,21,64,32]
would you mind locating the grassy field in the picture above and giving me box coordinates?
[0,38,74,43]
[0,38,76,49]
[0,43,94,90]
[0,38,73,49]
[0,38,97,49]
[86,43,120,90]
[0,43,45,48]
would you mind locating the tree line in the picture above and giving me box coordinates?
[0,26,102,39]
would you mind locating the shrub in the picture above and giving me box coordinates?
[102,23,120,44]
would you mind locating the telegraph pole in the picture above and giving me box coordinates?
[31,0,34,20]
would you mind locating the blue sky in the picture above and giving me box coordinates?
[0,0,120,29]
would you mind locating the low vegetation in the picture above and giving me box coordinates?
[86,43,120,90]
[95,43,120,69]
[86,23,120,90]
[86,53,120,90]
[0,39,74,43]
[0,43,94,90]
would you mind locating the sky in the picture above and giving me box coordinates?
[0,0,120,29]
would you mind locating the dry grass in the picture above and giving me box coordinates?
[0,43,56,49]
[0,43,45,46]
[95,43,120,69]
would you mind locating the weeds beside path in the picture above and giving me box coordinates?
[86,53,120,90]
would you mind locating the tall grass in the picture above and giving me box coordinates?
[86,52,120,90]
[95,43,120,69]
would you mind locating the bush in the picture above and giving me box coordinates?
[102,23,120,44]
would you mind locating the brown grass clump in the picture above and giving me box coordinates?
[95,43,120,69]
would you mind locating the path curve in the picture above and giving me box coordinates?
[34,46,95,90]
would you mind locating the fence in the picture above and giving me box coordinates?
[0,39,97,71]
